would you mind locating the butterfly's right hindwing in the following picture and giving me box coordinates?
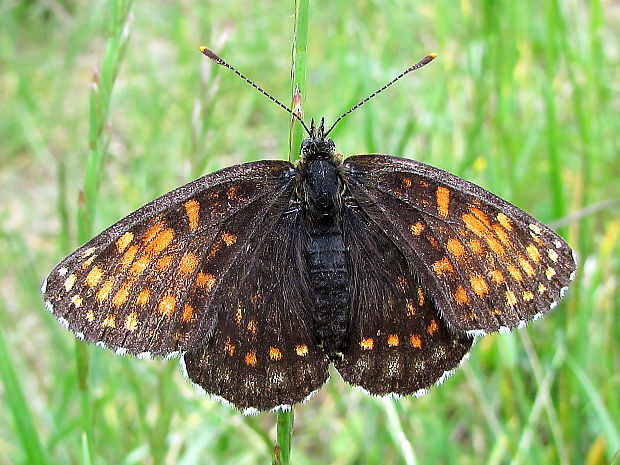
[336,202,473,395]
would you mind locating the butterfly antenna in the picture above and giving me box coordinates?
[199,46,311,135]
[324,53,437,137]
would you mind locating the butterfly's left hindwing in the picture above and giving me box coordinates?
[182,207,330,413]
[42,161,297,357]
[342,155,576,336]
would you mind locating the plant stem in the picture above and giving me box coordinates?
[273,2,309,464]
[289,0,309,162]
[274,409,295,465]
[74,2,133,463]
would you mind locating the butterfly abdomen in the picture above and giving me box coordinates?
[302,158,349,360]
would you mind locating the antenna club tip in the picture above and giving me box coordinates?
[199,46,222,62]
[428,52,438,59]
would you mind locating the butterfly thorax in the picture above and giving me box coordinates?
[299,134,349,360]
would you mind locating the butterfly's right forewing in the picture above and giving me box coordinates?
[342,155,576,336]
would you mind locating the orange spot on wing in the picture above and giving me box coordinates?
[269,347,282,360]
[409,221,425,236]
[538,283,547,294]
[469,239,484,254]
[116,232,134,253]
[196,272,216,291]
[71,294,83,307]
[247,320,257,336]
[470,274,489,297]
[418,287,425,306]
[125,312,138,331]
[507,263,524,282]
[427,319,439,335]
[295,344,308,356]
[136,289,150,306]
[235,307,243,326]
[360,338,374,350]
[470,207,491,227]
[179,253,199,274]
[226,186,239,200]
[492,224,512,246]
[181,303,194,322]
[402,177,412,188]
[518,255,535,277]
[81,255,95,269]
[222,232,237,246]
[119,245,139,269]
[526,243,542,263]
[145,228,175,256]
[207,241,223,259]
[155,255,173,272]
[387,334,399,347]
[223,338,235,356]
[447,238,465,258]
[545,266,556,280]
[523,290,534,302]
[86,310,95,322]
[506,290,517,306]
[454,285,470,305]
[436,186,450,218]
[85,266,103,288]
[96,278,115,303]
[112,284,131,307]
[489,269,505,284]
[406,300,416,317]
[496,213,513,231]
[426,235,440,248]
[158,295,176,316]
[102,314,116,328]
[433,256,454,277]
[143,221,165,243]
[64,274,77,292]
[409,334,422,348]
[463,213,505,256]
[130,256,151,276]
[244,351,257,367]
[184,199,200,232]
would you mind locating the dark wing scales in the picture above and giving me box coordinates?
[342,155,576,336]
[42,161,297,357]
[182,207,329,413]
[335,202,473,395]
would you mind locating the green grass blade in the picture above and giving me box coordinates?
[0,324,48,465]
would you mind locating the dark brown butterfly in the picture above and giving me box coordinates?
[42,48,576,415]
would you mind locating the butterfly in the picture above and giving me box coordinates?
[41,48,576,415]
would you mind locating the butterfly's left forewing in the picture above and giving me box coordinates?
[42,161,297,357]
[342,155,576,336]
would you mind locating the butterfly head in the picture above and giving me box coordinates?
[301,117,336,161]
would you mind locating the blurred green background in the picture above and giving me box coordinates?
[1,0,619,464]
